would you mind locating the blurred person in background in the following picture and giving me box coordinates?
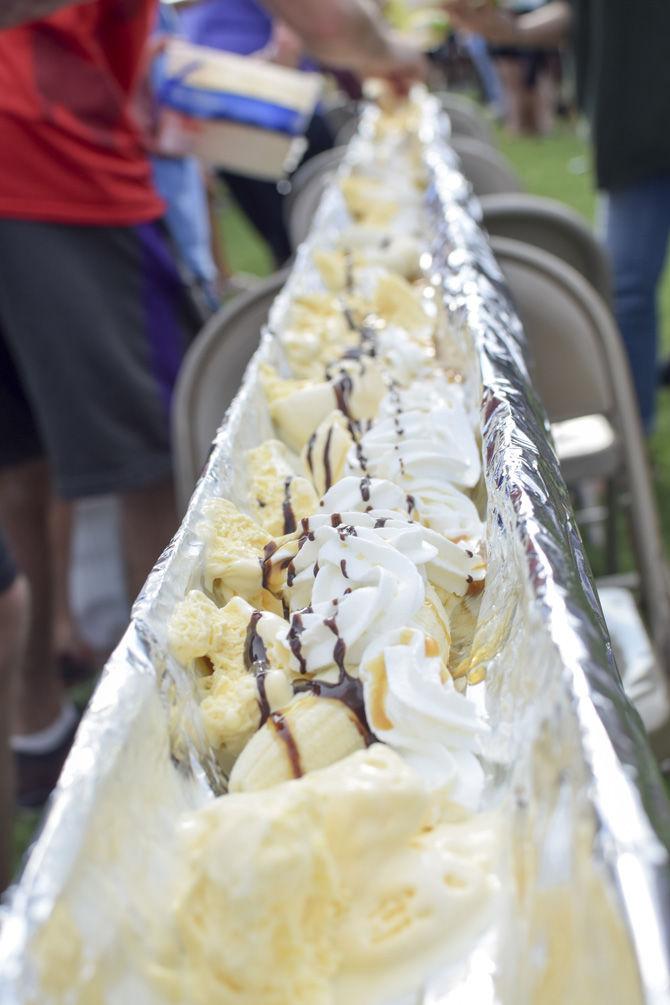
[0,0,199,806]
[458,31,505,120]
[179,0,337,267]
[0,538,28,892]
[147,4,222,314]
[0,0,423,808]
[445,0,670,430]
[488,0,559,135]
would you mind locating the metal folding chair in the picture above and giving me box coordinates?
[436,91,496,146]
[491,236,670,705]
[172,270,289,514]
[481,192,612,305]
[452,136,523,197]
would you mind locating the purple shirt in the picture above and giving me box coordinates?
[179,0,273,56]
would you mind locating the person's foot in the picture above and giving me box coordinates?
[11,703,80,808]
[54,620,98,685]
[658,356,670,387]
[57,648,98,686]
[219,273,262,299]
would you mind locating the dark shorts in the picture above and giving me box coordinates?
[0,218,200,499]
[0,529,16,594]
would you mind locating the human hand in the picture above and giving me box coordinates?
[364,34,428,93]
[253,20,304,67]
[442,1,520,44]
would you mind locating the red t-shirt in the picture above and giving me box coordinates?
[0,0,164,225]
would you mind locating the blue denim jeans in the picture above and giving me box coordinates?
[602,176,670,429]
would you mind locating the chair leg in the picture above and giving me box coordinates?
[605,477,620,575]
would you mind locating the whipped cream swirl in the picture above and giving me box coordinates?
[319,475,414,517]
[360,626,486,807]
[274,509,482,678]
[277,514,428,675]
[349,396,481,491]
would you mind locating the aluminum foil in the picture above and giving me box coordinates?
[1,95,669,1005]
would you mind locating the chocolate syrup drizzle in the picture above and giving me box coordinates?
[323,426,334,491]
[305,431,316,475]
[332,369,354,419]
[243,611,271,725]
[343,248,354,294]
[282,476,296,534]
[291,599,376,746]
[260,540,278,590]
[286,607,311,675]
[269,711,303,778]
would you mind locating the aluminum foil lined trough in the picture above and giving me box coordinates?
[1,96,669,1005]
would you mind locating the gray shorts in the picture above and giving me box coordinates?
[0,218,201,499]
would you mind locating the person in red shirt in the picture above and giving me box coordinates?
[0,0,200,805]
[0,0,424,806]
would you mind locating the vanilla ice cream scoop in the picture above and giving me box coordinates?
[313,241,422,294]
[200,498,282,610]
[159,746,500,1005]
[360,626,486,807]
[337,228,424,279]
[245,439,318,536]
[340,174,423,229]
[167,592,295,765]
[374,323,436,383]
[279,292,360,381]
[373,271,434,337]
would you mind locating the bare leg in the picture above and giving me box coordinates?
[120,478,177,602]
[206,173,233,287]
[496,58,524,135]
[534,70,557,136]
[50,498,95,669]
[0,460,63,734]
[0,575,29,892]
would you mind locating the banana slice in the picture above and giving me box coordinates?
[229,693,367,792]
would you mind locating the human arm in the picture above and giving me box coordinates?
[254,20,304,69]
[443,1,571,48]
[259,0,426,88]
[0,0,89,29]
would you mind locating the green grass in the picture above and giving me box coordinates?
[217,185,274,278]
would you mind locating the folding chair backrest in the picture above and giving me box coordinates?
[481,192,612,306]
[321,95,359,139]
[435,91,495,146]
[284,147,346,250]
[288,170,336,251]
[452,136,523,197]
[491,237,670,656]
[490,236,613,421]
[172,270,289,513]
